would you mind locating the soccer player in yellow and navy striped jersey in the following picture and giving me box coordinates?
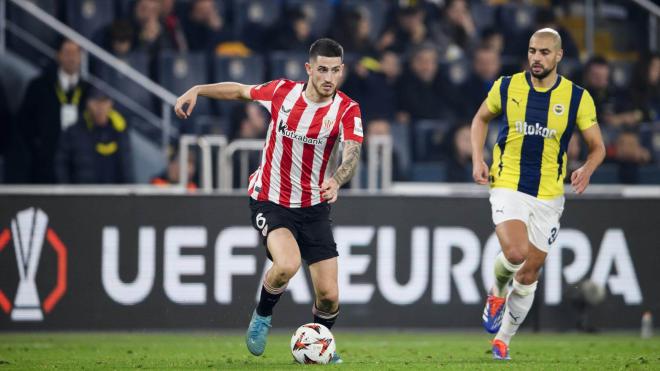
[470,28,606,361]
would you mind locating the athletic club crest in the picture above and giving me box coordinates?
[322,117,335,130]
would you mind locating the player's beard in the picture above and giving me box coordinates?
[313,81,335,98]
[530,63,556,80]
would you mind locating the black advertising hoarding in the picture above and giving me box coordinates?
[0,194,657,330]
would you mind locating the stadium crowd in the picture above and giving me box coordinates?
[1,0,658,185]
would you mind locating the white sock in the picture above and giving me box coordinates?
[495,279,537,345]
[492,253,523,297]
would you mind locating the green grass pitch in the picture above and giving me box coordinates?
[0,332,658,370]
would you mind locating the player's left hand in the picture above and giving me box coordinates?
[571,166,592,194]
[321,178,339,203]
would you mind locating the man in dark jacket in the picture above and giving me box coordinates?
[19,38,90,183]
[56,88,134,184]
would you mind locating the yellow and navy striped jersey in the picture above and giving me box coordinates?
[485,71,597,199]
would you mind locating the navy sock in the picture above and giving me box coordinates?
[256,281,286,317]
[313,304,339,330]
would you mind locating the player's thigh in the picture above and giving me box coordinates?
[490,189,532,262]
[267,228,302,272]
[527,197,564,254]
[309,257,338,301]
[495,220,530,263]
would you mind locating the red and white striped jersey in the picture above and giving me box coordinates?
[247,79,363,208]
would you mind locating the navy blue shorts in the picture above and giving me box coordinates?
[249,198,338,265]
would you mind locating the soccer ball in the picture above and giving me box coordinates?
[290,323,336,364]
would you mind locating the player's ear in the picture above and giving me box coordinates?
[305,62,312,77]
[556,48,563,64]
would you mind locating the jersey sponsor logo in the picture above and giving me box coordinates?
[278,120,326,145]
[515,121,557,139]
[511,97,522,107]
[553,104,565,115]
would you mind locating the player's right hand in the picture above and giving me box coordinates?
[174,87,199,119]
[472,160,489,185]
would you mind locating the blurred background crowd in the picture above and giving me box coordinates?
[0,0,658,187]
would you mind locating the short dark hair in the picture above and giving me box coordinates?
[584,56,609,71]
[309,38,343,61]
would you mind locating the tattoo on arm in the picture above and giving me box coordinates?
[332,140,362,186]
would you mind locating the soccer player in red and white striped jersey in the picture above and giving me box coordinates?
[174,39,361,363]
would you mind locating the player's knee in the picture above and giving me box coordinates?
[272,260,301,283]
[503,248,526,265]
[316,289,338,307]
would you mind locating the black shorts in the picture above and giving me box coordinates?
[249,198,338,265]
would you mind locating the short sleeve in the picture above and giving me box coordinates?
[250,80,281,112]
[576,90,598,131]
[340,104,363,143]
[485,77,503,114]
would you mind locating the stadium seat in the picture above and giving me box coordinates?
[411,162,447,182]
[497,4,537,36]
[340,0,388,41]
[610,60,634,89]
[232,0,282,36]
[284,0,334,38]
[66,0,114,38]
[96,52,153,115]
[413,120,452,162]
[440,58,470,85]
[213,55,265,115]
[269,52,309,82]
[471,2,496,32]
[389,122,412,180]
[158,51,211,116]
[639,166,660,184]
[590,163,619,184]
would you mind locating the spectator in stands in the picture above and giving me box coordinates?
[445,123,473,182]
[132,0,173,60]
[432,0,479,60]
[612,129,651,184]
[270,8,313,52]
[161,0,188,52]
[377,5,434,55]
[229,102,267,187]
[582,56,636,128]
[56,88,133,184]
[229,102,267,142]
[19,38,90,183]
[533,8,579,59]
[629,53,660,123]
[182,0,232,52]
[343,51,401,125]
[460,46,501,118]
[481,27,505,55]
[397,43,451,123]
[333,7,376,56]
[151,148,197,190]
[105,20,134,58]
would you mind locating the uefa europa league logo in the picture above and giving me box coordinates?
[10,207,48,321]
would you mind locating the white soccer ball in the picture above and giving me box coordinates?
[290,323,336,364]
